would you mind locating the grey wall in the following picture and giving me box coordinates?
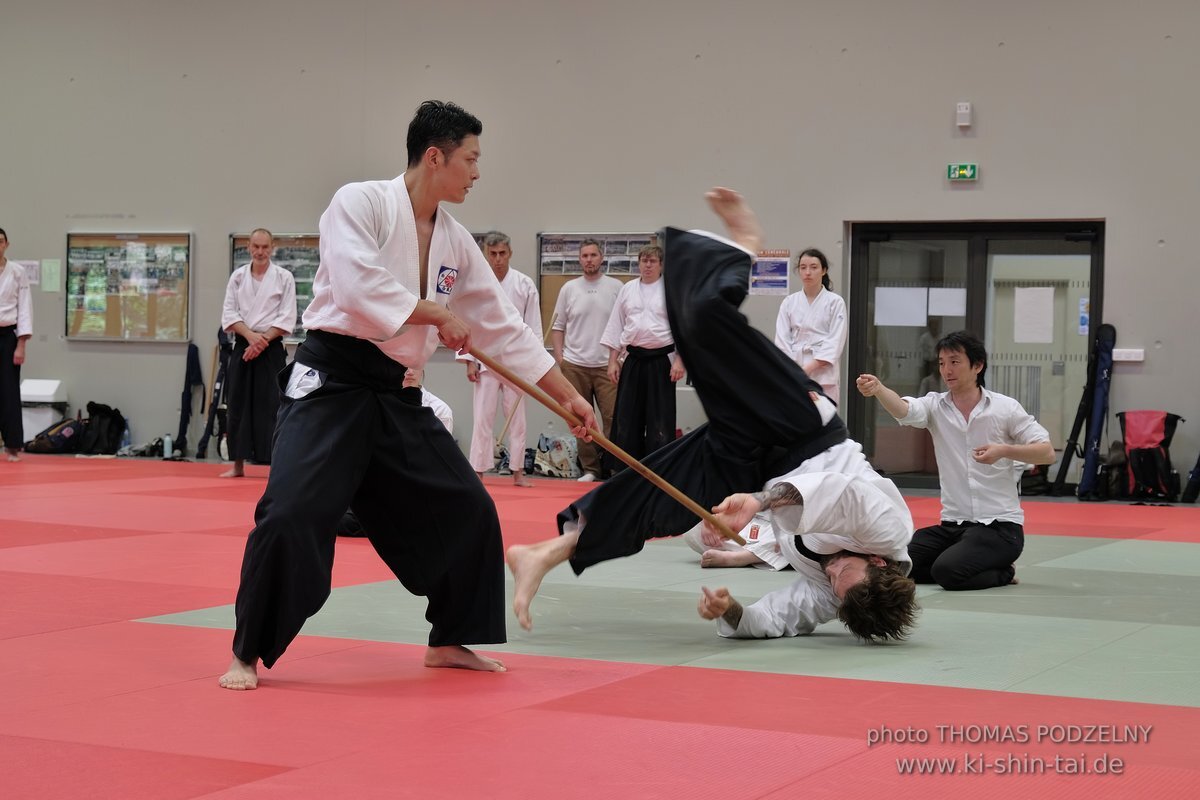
[3,0,1197,464]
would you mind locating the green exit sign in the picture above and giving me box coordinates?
[948,163,979,181]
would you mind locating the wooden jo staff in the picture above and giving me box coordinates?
[470,348,747,546]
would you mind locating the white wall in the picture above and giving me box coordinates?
[4,0,1197,466]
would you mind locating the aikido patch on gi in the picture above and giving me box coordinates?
[436,266,458,295]
[748,524,760,541]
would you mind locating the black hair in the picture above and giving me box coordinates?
[798,247,831,290]
[936,330,988,388]
[406,101,483,168]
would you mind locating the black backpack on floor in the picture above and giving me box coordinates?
[78,402,127,455]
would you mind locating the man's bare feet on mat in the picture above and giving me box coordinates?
[705,187,764,253]
[425,645,505,672]
[219,656,259,690]
[513,472,535,488]
[700,548,761,568]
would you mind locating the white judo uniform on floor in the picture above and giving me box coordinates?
[774,287,848,402]
[459,268,542,472]
[707,438,914,639]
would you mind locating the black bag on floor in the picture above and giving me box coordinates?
[78,402,127,455]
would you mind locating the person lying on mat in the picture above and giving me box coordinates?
[695,472,915,641]
[506,188,916,642]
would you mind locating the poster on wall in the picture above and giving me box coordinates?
[750,249,790,295]
[65,233,191,342]
[229,233,320,342]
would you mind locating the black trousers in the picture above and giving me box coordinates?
[232,331,505,668]
[0,326,22,450]
[606,344,676,473]
[224,336,286,464]
[907,520,1024,590]
[564,228,846,573]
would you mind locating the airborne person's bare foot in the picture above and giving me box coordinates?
[218,656,259,690]
[700,548,763,568]
[506,531,577,631]
[705,187,764,254]
[424,645,506,672]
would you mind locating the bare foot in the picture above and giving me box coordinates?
[700,548,763,568]
[512,472,535,488]
[219,469,244,478]
[1009,573,1020,585]
[705,187,764,253]
[218,656,259,690]
[425,645,505,672]
[5,449,20,462]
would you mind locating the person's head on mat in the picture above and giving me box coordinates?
[937,330,988,390]
[825,552,917,642]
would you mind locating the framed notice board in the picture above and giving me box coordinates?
[229,233,320,342]
[536,231,656,335]
[66,233,191,342]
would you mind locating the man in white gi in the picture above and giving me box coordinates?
[0,227,32,461]
[219,228,297,477]
[219,101,595,689]
[601,244,684,472]
[460,231,541,487]
[857,331,1055,590]
[694,419,916,641]
[551,239,621,482]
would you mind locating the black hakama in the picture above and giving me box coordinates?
[562,228,847,573]
[231,330,505,668]
[224,336,287,464]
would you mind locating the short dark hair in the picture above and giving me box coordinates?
[937,330,988,388]
[798,247,831,291]
[0,227,8,243]
[837,560,918,642]
[406,101,483,168]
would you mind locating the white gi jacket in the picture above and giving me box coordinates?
[774,288,848,402]
[717,441,914,639]
[0,261,33,337]
[600,277,673,353]
[222,262,298,335]
[304,175,553,383]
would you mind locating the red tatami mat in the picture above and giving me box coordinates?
[4,455,1200,798]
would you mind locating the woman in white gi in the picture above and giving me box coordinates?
[774,248,847,402]
[219,228,297,476]
[0,228,32,461]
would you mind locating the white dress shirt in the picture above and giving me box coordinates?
[899,388,1051,525]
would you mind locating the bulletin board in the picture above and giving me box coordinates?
[229,233,320,342]
[65,233,191,342]
[536,231,656,334]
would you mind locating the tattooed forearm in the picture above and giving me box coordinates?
[722,598,744,629]
[750,482,804,511]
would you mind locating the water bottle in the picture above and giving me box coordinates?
[120,423,132,450]
[162,433,173,459]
